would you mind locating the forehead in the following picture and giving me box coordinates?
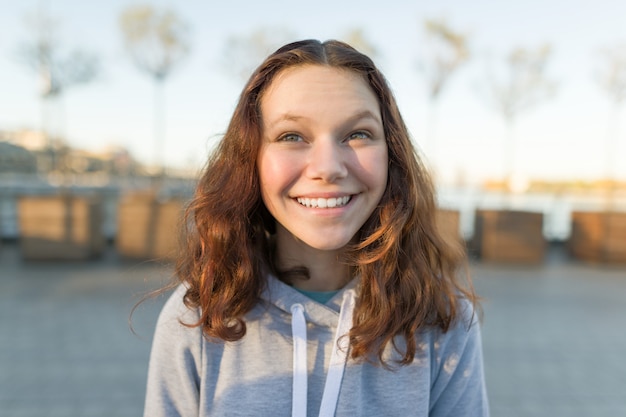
[260,65,380,121]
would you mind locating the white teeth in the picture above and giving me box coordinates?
[297,196,351,208]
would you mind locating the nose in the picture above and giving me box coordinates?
[305,137,348,183]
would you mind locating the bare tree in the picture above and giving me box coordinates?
[119,5,191,174]
[482,44,556,190]
[596,44,626,198]
[417,18,470,171]
[17,8,99,172]
[220,27,296,82]
[341,28,378,59]
[220,29,378,83]
[419,18,470,103]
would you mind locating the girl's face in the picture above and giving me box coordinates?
[257,65,388,252]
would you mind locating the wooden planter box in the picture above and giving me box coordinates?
[436,209,462,249]
[569,211,626,263]
[472,209,546,264]
[116,194,184,261]
[17,194,104,260]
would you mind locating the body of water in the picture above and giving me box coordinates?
[438,185,626,241]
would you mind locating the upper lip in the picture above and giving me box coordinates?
[292,192,354,199]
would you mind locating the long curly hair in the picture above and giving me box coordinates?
[174,39,477,365]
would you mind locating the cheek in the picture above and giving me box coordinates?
[358,148,389,192]
[258,150,295,202]
[257,163,275,209]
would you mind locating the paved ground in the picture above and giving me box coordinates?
[1,242,625,416]
[473,249,626,416]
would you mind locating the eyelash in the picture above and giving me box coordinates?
[277,133,303,142]
[276,130,373,143]
[347,130,371,141]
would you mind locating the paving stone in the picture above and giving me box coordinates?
[1,242,625,416]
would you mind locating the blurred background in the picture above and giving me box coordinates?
[1,0,625,416]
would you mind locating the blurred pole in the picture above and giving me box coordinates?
[605,104,619,211]
[154,79,166,180]
[37,0,51,171]
[596,44,626,210]
[119,5,191,191]
[504,121,516,194]
[425,100,439,173]
[21,0,99,180]
[417,18,470,182]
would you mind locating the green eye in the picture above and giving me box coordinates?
[348,131,370,140]
[278,133,303,142]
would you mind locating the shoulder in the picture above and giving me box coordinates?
[152,284,203,345]
[427,297,489,416]
[145,285,204,416]
[440,296,481,349]
[456,296,481,331]
[425,296,484,382]
[147,284,205,381]
[417,296,482,372]
[159,284,200,320]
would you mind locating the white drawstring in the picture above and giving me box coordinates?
[291,303,308,417]
[318,291,355,417]
[290,291,356,417]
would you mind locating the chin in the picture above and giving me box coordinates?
[301,235,354,252]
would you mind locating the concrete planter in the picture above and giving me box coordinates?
[472,209,546,264]
[116,193,184,261]
[17,194,104,260]
[569,211,626,263]
[436,209,462,248]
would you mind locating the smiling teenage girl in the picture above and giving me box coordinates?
[144,39,489,417]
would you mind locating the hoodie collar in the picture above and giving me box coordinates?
[261,274,359,327]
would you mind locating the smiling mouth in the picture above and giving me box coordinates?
[296,196,352,208]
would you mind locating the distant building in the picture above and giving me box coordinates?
[0,142,38,174]
[0,128,145,178]
[0,129,48,151]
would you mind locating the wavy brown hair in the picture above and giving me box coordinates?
[173,39,478,365]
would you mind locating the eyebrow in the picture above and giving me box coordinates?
[344,110,383,126]
[267,114,304,130]
[266,109,382,131]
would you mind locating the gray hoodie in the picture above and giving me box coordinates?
[144,275,489,416]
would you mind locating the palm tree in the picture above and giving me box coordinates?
[482,44,555,191]
[119,5,191,177]
[342,28,378,58]
[221,28,379,83]
[417,18,470,169]
[596,44,626,207]
[220,27,296,82]
[17,8,99,174]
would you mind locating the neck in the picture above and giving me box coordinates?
[274,227,351,291]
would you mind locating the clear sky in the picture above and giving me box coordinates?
[2,0,626,184]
